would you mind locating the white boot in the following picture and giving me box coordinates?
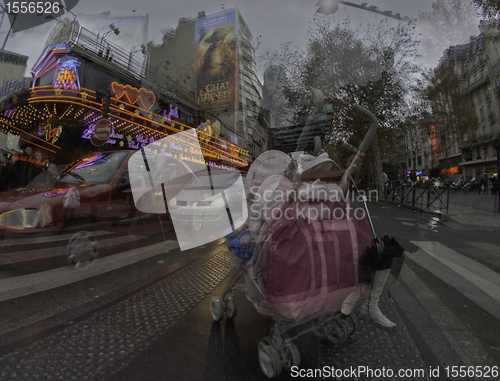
[360,269,396,328]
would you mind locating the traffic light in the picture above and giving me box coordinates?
[316,0,339,15]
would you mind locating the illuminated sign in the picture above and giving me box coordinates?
[429,125,438,158]
[53,56,81,91]
[439,167,459,175]
[42,125,63,144]
[163,105,179,121]
[111,82,156,110]
[197,119,221,143]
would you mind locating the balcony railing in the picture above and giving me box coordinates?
[67,26,197,107]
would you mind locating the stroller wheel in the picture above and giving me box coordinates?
[66,231,98,270]
[326,318,349,344]
[258,336,274,350]
[259,345,282,378]
[280,341,301,371]
[312,320,330,338]
[342,313,359,336]
[224,297,237,319]
[211,299,224,322]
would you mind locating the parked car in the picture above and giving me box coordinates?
[166,168,246,234]
[0,150,191,234]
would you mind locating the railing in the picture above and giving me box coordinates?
[384,184,450,215]
[67,26,197,108]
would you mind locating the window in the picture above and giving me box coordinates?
[417,156,422,166]
[488,104,494,118]
[485,87,490,100]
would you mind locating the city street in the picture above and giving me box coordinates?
[0,191,499,380]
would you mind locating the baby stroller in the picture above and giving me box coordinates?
[211,105,402,378]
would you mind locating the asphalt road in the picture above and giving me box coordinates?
[0,196,499,380]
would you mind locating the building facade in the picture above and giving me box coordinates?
[433,20,500,181]
[147,8,270,159]
[0,21,249,174]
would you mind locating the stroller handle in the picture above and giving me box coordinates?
[352,104,378,154]
[339,105,378,191]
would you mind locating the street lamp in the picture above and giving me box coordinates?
[97,24,120,58]
[97,24,120,44]
[127,44,147,71]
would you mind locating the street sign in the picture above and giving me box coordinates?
[90,133,107,147]
[93,119,112,141]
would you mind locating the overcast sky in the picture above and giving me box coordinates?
[1,0,482,76]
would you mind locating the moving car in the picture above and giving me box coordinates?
[0,150,192,234]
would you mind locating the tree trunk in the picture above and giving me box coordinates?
[373,134,385,196]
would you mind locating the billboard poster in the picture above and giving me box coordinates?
[194,9,238,115]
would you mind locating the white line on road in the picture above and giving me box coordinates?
[0,240,179,302]
[405,248,500,320]
[0,231,114,247]
[466,242,500,259]
[410,241,500,303]
[396,263,497,370]
[0,235,147,265]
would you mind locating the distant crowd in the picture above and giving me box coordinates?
[0,146,52,191]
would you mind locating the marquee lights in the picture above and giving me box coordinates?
[2,85,249,166]
[53,56,81,91]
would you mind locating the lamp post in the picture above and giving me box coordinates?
[97,24,120,58]
[484,144,488,173]
[127,44,147,72]
[97,24,120,45]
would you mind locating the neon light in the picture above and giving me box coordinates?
[72,153,106,171]
[429,125,438,158]
[439,167,459,175]
[42,125,63,144]
[20,86,247,163]
[53,56,81,91]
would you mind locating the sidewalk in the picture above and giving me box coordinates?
[443,191,500,229]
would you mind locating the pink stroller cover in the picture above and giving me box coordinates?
[243,151,373,323]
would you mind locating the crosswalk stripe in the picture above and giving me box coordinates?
[0,231,114,247]
[0,240,179,302]
[405,248,500,321]
[0,235,147,265]
[466,242,500,258]
[411,241,500,291]
[397,263,496,370]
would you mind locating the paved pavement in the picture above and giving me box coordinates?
[0,191,499,380]
[443,191,500,228]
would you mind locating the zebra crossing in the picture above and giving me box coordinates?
[0,230,179,302]
[391,240,500,373]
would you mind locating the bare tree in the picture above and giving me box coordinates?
[471,0,500,19]
[419,63,478,171]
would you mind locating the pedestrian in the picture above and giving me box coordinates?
[27,150,44,182]
[17,146,33,187]
[484,173,489,194]
[493,176,500,195]
[410,170,417,185]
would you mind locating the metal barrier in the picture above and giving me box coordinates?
[385,184,450,215]
[67,26,197,107]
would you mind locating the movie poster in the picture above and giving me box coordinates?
[194,9,238,115]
